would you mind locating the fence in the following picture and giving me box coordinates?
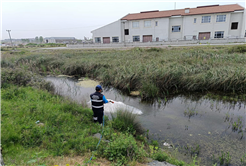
[67,37,246,48]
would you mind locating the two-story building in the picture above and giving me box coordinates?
[91,4,245,43]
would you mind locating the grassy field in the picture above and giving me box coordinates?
[2,45,246,100]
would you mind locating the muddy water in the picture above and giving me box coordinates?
[45,77,246,165]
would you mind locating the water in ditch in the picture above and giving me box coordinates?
[45,76,246,166]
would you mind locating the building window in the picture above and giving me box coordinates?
[194,18,197,23]
[214,31,224,38]
[156,37,159,41]
[112,37,119,43]
[144,20,151,27]
[95,37,101,43]
[231,22,238,30]
[124,29,129,35]
[216,15,226,22]
[133,36,140,42]
[132,21,139,28]
[172,26,181,32]
[202,16,211,23]
[155,21,158,26]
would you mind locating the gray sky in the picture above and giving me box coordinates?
[1,0,245,40]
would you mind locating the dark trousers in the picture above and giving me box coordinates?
[93,109,104,124]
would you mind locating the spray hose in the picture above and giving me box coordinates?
[86,115,105,165]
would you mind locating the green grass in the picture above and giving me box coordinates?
[1,85,100,164]
[25,43,66,47]
[1,85,148,165]
[2,45,246,100]
[111,110,144,135]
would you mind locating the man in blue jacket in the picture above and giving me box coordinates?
[90,85,113,124]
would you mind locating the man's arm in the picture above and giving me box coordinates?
[102,95,109,103]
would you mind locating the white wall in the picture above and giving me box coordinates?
[91,20,121,43]
[91,10,245,42]
[45,38,56,43]
[124,18,169,42]
[183,13,230,39]
[182,12,245,39]
[169,17,183,40]
[229,12,244,37]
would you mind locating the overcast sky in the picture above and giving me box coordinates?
[1,0,245,40]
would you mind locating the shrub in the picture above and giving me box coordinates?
[228,44,246,53]
[141,81,159,99]
[1,67,54,92]
[146,47,164,52]
[104,132,147,165]
[18,44,24,48]
[26,43,37,47]
[130,47,144,52]
[1,60,13,68]
[111,110,144,135]
[152,150,186,166]
[153,150,168,162]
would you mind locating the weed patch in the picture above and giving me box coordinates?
[228,44,246,53]
[111,110,144,135]
[2,46,246,100]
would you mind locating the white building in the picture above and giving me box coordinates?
[91,4,245,43]
[44,37,77,44]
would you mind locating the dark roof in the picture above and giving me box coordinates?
[121,4,244,20]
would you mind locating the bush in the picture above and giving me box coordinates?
[1,68,54,92]
[111,110,144,135]
[104,132,146,165]
[26,43,38,47]
[1,60,13,68]
[18,44,24,48]
[153,150,168,162]
[146,47,164,52]
[152,150,186,166]
[228,44,246,53]
[141,81,159,99]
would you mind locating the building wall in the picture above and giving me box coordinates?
[229,12,244,37]
[182,13,232,39]
[91,20,121,43]
[45,38,56,43]
[125,18,170,42]
[91,10,245,42]
[169,17,183,40]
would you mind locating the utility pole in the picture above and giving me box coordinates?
[6,30,15,50]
